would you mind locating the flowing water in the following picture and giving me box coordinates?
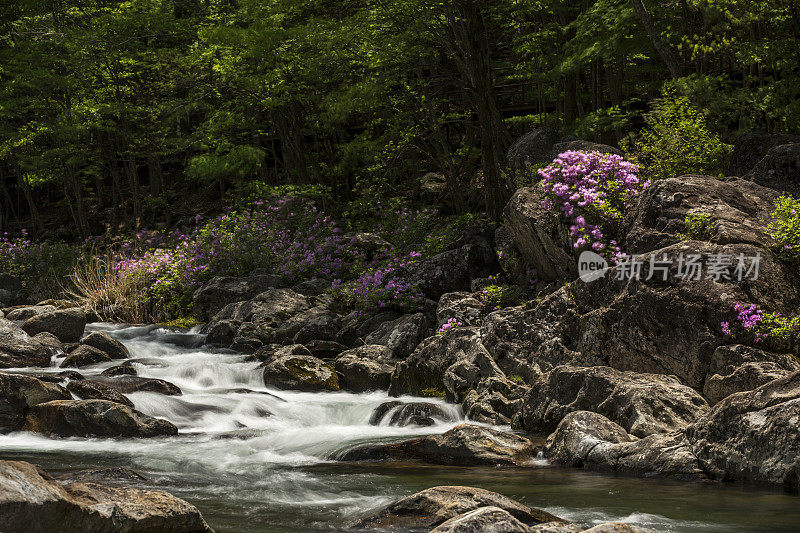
[2,324,799,532]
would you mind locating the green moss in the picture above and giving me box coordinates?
[678,213,715,241]
[420,387,446,398]
[158,317,200,329]
[508,374,525,384]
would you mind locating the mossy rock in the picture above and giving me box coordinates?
[262,355,340,392]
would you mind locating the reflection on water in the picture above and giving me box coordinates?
[2,324,799,532]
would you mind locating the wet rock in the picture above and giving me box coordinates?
[22,399,178,437]
[517,366,709,437]
[389,327,502,400]
[98,375,182,396]
[582,524,658,533]
[364,312,431,358]
[351,485,562,530]
[205,319,240,347]
[0,318,52,368]
[101,361,138,376]
[545,411,705,480]
[0,460,213,532]
[430,506,534,533]
[56,467,147,484]
[687,371,800,490]
[66,380,134,408]
[437,292,483,328]
[744,142,800,196]
[503,186,576,281]
[21,308,86,343]
[80,331,130,360]
[339,424,536,466]
[61,345,112,368]
[0,372,71,431]
[192,273,287,321]
[272,306,331,344]
[262,354,339,392]
[728,132,800,176]
[462,376,530,425]
[248,343,311,363]
[334,345,395,392]
[31,332,62,353]
[6,305,56,321]
[369,401,455,427]
[624,175,780,254]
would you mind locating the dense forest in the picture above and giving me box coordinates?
[1,0,799,237]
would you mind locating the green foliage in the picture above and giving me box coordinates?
[479,284,521,312]
[678,213,715,241]
[623,91,733,179]
[769,196,800,265]
[420,387,446,399]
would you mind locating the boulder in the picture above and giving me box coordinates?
[703,344,800,404]
[305,339,347,358]
[364,312,431,358]
[351,485,562,530]
[517,366,709,437]
[6,305,56,321]
[728,132,800,176]
[335,310,401,347]
[0,372,71,431]
[430,506,535,533]
[545,411,705,480]
[292,312,339,345]
[334,345,395,392]
[21,308,86,343]
[262,354,339,392]
[205,319,240,347]
[503,186,576,281]
[207,288,308,328]
[0,460,213,532]
[80,331,130,360]
[101,361,137,376]
[66,380,134,408]
[338,424,536,466]
[462,376,530,425]
[98,376,182,396]
[61,345,112,368]
[743,142,800,196]
[687,371,800,490]
[368,401,456,427]
[345,232,392,256]
[0,318,52,368]
[192,273,287,321]
[22,399,178,437]
[31,332,62,353]
[507,127,562,184]
[437,292,483,328]
[389,327,503,400]
[624,175,780,254]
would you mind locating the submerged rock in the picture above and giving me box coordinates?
[517,365,709,437]
[21,308,86,343]
[0,460,213,532]
[368,401,455,427]
[0,372,71,431]
[339,424,536,466]
[262,354,339,392]
[80,331,130,360]
[351,485,562,530]
[334,345,395,392]
[98,375,182,396]
[22,399,178,437]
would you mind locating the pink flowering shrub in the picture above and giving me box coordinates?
[0,232,76,297]
[722,302,799,352]
[331,253,424,316]
[539,151,648,259]
[437,318,464,335]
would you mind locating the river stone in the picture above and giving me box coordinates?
[351,485,562,530]
[517,365,709,437]
[262,354,339,392]
[0,318,51,368]
[0,372,71,431]
[0,460,213,532]
[80,331,130,360]
[21,308,86,343]
[192,273,287,321]
[339,424,536,466]
[292,312,339,345]
[61,345,112,368]
[687,371,800,490]
[32,332,62,353]
[334,345,395,392]
[364,312,431,358]
[389,327,502,400]
[430,506,534,533]
[545,411,705,480]
[6,305,56,321]
[22,399,178,437]
[368,401,455,427]
[101,361,138,376]
[66,379,134,408]
[462,376,530,425]
[98,375,182,396]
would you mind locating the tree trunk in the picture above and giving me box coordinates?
[630,0,681,78]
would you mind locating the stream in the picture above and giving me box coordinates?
[2,324,799,532]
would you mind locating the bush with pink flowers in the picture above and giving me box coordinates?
[539,150,648,260]
[722,302,799,352]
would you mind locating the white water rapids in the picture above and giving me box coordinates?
[2,324,799,532]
